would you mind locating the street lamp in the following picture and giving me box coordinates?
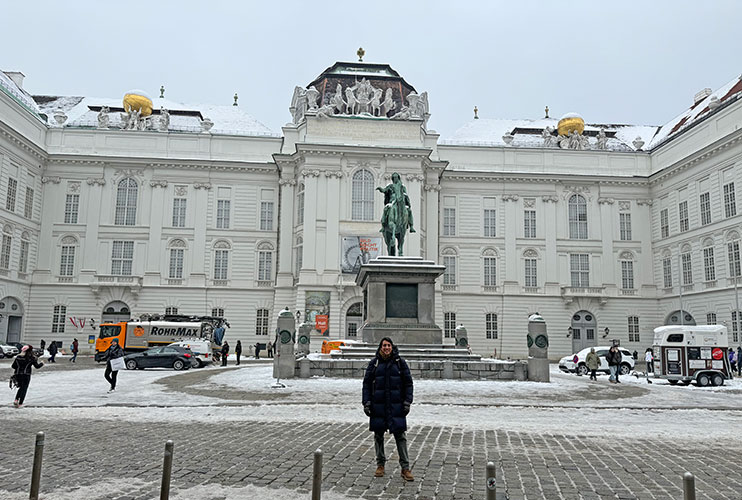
[567,326,573,338]
[603,327,610,338]
[295,310,302,324]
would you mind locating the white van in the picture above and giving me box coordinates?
[169,339,213,368]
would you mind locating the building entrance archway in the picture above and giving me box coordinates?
[571,310,597,353]
[101,301,131,324]
[665,310,696,326]
[0,296,24,343]
[345,302,362,339]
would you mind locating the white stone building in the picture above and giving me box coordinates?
[0,62,741,360]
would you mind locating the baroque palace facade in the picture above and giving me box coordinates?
[1,61,741,359]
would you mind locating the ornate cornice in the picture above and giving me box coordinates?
[145,161,277,174]
[41,176,60,184]
[502,194,519,202]
[324,170,344,179]
[279,179,297,186]
[86,177,105,186]
[193,182,212,190]
[301,170,321,178]
[636,199,654,206]
[423,184,441,192]
[406,173,425,182]
[150,180,168,188]
[0,125,46,162]
[598,197,614,205]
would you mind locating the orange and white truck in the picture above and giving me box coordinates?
[652,325,733,386]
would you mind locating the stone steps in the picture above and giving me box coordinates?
[330,343,482,361]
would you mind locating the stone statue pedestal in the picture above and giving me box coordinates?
[356,256,445,345]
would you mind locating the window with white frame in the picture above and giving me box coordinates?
[444,312,456,338]
[724,182,736,218]
[524,209,536,238]
[351,170,374,221]
[483,256,497,286]
[64,194,79,224]
[662,257,673,288]
[211,307,224,317]
[114,178,138,226]
[169,247,184,279]
[111,240,134,275]
[19,237,29,274]
[700,192,711,225]
[295,236,303,276]
[172,198,186,227]
[260,201,274,231]
[52,305,66,333]
[24,187,33,219]
[619,213,632,241]
[733,311,741,343]
[216,199,230,229]
[0,229,11,270]
[213,246,229,280]
[255,308,269,335]
[570,253,590,287]
[296,183,305,225]
[443,254,457,285]
[524,258,537,287]
[443,208,456,236]
[486,313,498,339]
[703,246,716,282]
[628,316,640,342]
[258,249,273,281]
[706,312,717,325]
[568,194,588,239]
[681,251,693,285]
[165,306,178,315]
[728,240,741,278]
[60,243,76,276]
[483,197,496,237]
[6,178,17,211]
[678,201,689,232]
[621,260,634,289]
[660,209,669,238]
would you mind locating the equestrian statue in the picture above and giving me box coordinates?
[377,172,415,256]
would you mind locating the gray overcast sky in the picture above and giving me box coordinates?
[3,0,741,137]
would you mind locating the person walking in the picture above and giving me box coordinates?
[103,338,124,393]
[607,345,621,383]
[254,343,260,359]
[221,340,230,367]
[737,346,742,377]
[11,345,44,408]
[585,347,600,381]
[235,340,242,365]
[266,341,273,359]
[47,341,58,363]
[70,338,79,363]
[39,339,46,352]
[362,337,414,481]
[729,349,737,374]
[645,349,654,374]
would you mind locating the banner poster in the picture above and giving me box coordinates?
[305,291,331,336]
[341,236,382,274]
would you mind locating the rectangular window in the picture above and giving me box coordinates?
[443,208,456,236]
[165,306,178,315]
[52,305,66,333]
[347,322,358,337]
[111,240,134,276]
[628,316,640,342]
[0,234,11,269]
[211,308,225,317]
[255,309,269,335]
[724,182,737,218]
[24,187,34,219]
[443,255,456,285]
[258,251,272,281]
[172,198,186,227]
[169,248,184,279]
[444,312,456,338]
[486,313,498,339]
[733,311,741,343]
[6,178,17,211]
[214,250,229,280]
[660,209,669,238]
[700,192,711,225]
[706,312,717,325]
[662,258,673,288]
[703,247,716,282]
[621,261,634,289]
[64,194,80,224]
[681,252,693,285]
[483,257,497,286]
[570,253,590,287]
[678,201,689,232]
[524,209,536,238]
[728,241,741,278]
[19,240,29,273]
[619,213,632,241]
[260,201,274,231]
[483,209,496,237]
[524,258,537,287]
[216,199,231,229]
[60,245,75,276]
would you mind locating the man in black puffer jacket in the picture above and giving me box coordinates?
[362,337,414,481]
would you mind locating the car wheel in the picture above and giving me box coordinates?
[576,364,588,376]
[668,380,678,385]
[173,359,185,371]
[191,358,202,368]
[620,363,631,376]
[126,359,138,370]
[697,373,711,387]
[711,373,724,386]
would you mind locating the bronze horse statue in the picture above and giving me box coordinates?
[377,172,415,256]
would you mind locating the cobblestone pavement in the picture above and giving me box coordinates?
[1,417,740,500]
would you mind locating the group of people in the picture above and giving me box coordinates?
[729,346,742,375]
[38,338,80,363]
[218,340,275,366]
[581,345,624,382]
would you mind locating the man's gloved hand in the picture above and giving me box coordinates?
[403,402,411,416]
[363,402,372,417]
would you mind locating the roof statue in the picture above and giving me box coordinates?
[474,106,478,119]
[357,47,365,62]
[160,85,165,99]
[541,126,555,147]
[377,172,415,256]
[595,128,608,150]
[96,106,109,129]
[233,93,238,106]
[159,107,170,132]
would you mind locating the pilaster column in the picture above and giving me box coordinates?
[301,171,321,271]
[503,194,519,282]
[324,170,342,271]
[276,178,296,284]
[38,176,63,273]
[423,183,440,262]
[542,195,559,284]
[145,180,167,278]
[192,182,211,281]
[598,197,615,286]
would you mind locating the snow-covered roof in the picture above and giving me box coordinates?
[0,71,43,120]
[33,94,277,137]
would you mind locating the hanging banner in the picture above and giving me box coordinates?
[305,291,331,336]
[341,236,382,274]
[315,315,329,334]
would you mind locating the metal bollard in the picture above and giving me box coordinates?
[311,448,323,500]
[160,440,174,500]
[683,472,696,500]
[486,461,497,500]
[29,431,45,500]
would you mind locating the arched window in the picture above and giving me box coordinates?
[351,170,374,221]
[619,251,634,290]
[568,194,587,239]
[296,183,305,225]
[115,178,138,226]
[441,247,457,285]
[0,225,12,270]
[169,239,186,279]
[482,248,497,287]
[258,242,274,282]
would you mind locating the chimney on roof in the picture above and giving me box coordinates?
[693,88,712,104]
[3,71,25,89]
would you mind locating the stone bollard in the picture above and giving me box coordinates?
[273,307,296,381]
[513,362,526,381]
[443,359,454,379]
[683,472,696,500]
[297,322,312,356]
[160,440,174,500]
[312,448,323,500]
[527,313,550,382]
[300,357,311,378]
[29,431,45,500]
[485,461,497,500]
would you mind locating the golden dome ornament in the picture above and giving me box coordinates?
[557,113,584,136]
[123,90,153,117]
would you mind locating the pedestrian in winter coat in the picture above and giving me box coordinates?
[729,349,737,374]
[585,348,600,380]
[11,345,43,408]
[737,346,742,376]
[254,343,260,359]
[47,342,58,363]
[103,339,125,392]
[645,349,654,374]
[606,346,622,383]
[235,340,242,365]
[70,339,79,363]
[266,341,273,358]
[362,337,414,482]
[39,339,46,352]
[221,341,230,367]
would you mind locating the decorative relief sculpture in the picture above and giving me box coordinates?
[381,88,395,116]
[595,128,608,150]
[541,195,559,203]
[524,198,535,208]
[97,106,110,129]
[120,108,150,131]
[278,179,297,186]
[41,176,61,184]
[633,136,645,150]
[159,108,170,132]
[541,126,556,147]
[174,185,188,196]
[598,197,614,205]
[86,177,105,186]
[305,86,320,111]
[619,201,630,211]
[193,182,212,190]
[502,194,519,202]
[150,180,168,188]
[558,129,589,150]
[67,181,81,193]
